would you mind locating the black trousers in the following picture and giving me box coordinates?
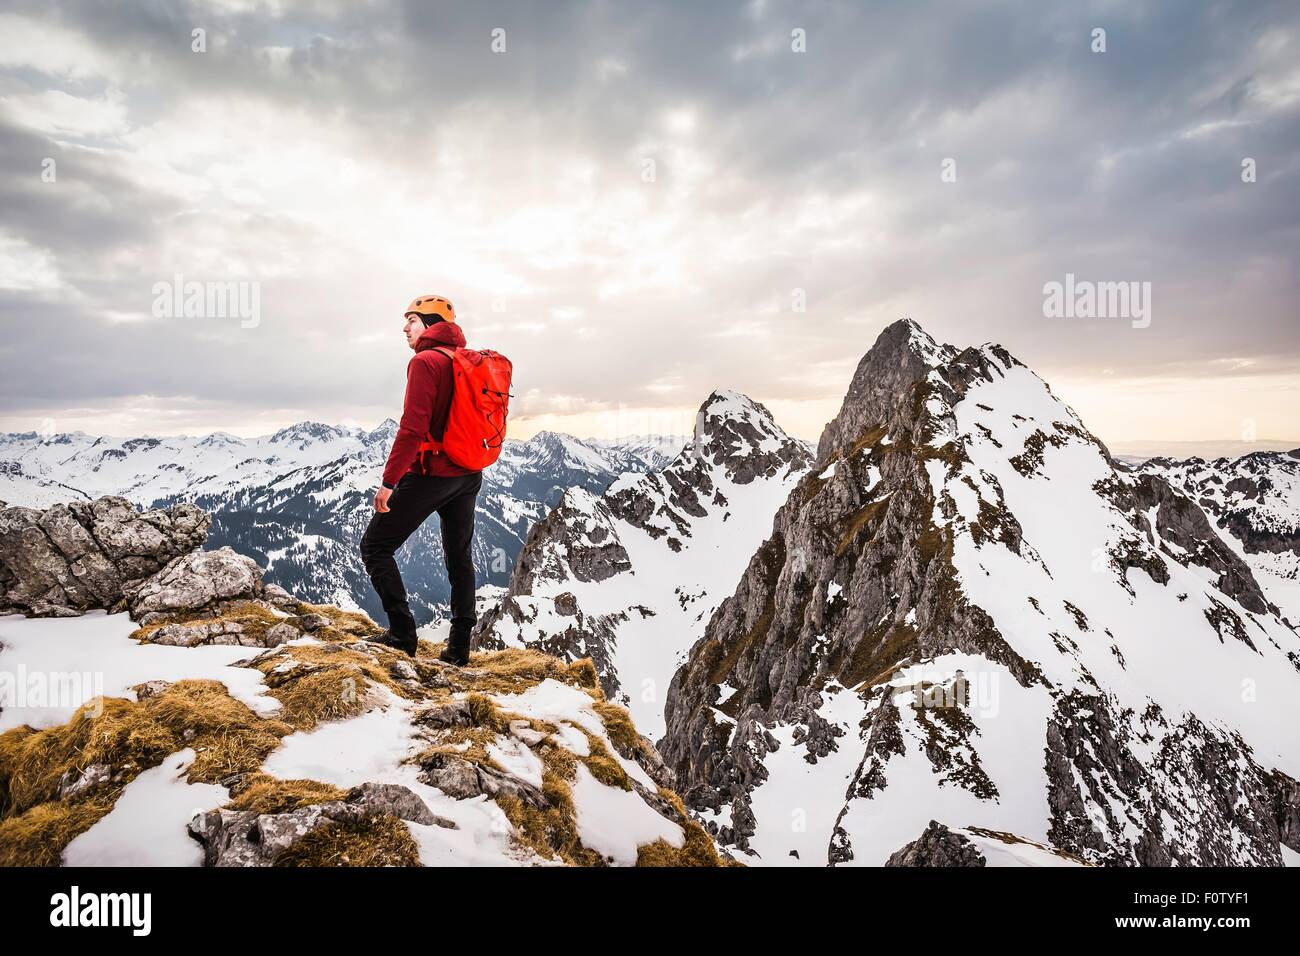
[359,470,483,649]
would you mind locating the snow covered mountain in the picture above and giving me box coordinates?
[476,390,814,739]
[0,424,679,624]
[1135,451,1300,622]
[658,319,1300,866]
[0,422,382,509]
[584,435,691,472]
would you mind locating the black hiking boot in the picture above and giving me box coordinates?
[368,629,418,658]
[438,644,470,667]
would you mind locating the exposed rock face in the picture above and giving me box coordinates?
[141,615,301,648]
[1105,472,1273,617]
[1137,450,1300,624]
[418,754,548,808]
[886,820,1089,866]
[1042,692,1291,865]
[0,496,209,617]
[476,389,813,733]
[885,820,985,866]
[188,782,455,866]
[124,546,268,623]
[500,487,634,593]
[659,319,1300,866]
[117,543,323,647]
[1266,768,1300,851]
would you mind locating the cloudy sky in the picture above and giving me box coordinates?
[1,0,1296,451]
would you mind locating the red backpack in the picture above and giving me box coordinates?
[417,346,513,470]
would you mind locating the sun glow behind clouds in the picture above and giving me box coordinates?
[0,4,1296,448]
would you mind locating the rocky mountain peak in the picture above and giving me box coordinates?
[478,388,815,727]
[815,318,961,464]
[269,422,349,446]
[364,419,399,445]
[682,388,811,486]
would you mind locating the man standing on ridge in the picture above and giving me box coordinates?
[360,295,482,665]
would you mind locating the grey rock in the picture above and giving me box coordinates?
[0,496,209,617]
[414,699,472,728]
[188,808,268,867]
[1265,769,1300,855]
[135,601,303,648]
[57,763,113,799]
[263,583,299,609]
[343,782,450,827]
[1044,692,1289,865]
[885,820,986,866]
[187,781,453,866]
[264,622,301,646]
[130,679,171,700]
[509,719,547,746]
[418,755,547,809]
[124,546,264,621]
[388,658,418,682]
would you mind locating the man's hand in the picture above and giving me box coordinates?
[374,486,393,513]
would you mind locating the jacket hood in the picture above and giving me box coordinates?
[414,320,466,353]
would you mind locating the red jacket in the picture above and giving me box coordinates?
[381,321,480,488]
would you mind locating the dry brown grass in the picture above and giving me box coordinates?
[293,601,385,638]
[637,789,738,867]
[221,774,349,814]
[248,642,410,729]
[0,679,292,864]
[0,794,120,866]
[272,814,422,866]
[129,599,283,644]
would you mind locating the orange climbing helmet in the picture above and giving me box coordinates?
[405,294,456,324]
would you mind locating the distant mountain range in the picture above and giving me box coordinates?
[1110,439,1300,461]
[0,422,701,624]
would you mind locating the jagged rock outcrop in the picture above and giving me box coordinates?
[1138,450,1300,624]
[112,541,327,648]
[661,326,1046,844]
[125,546,277,622]
[886,820,1089,866]
[1102,472,1274,617]
[1042,692,1294,865]
[885,820,985,866]
[188,781,455,866]
[0,495,209,617]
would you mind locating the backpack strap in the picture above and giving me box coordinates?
[416,346,457,454]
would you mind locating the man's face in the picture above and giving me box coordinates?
[403,313,424,349]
